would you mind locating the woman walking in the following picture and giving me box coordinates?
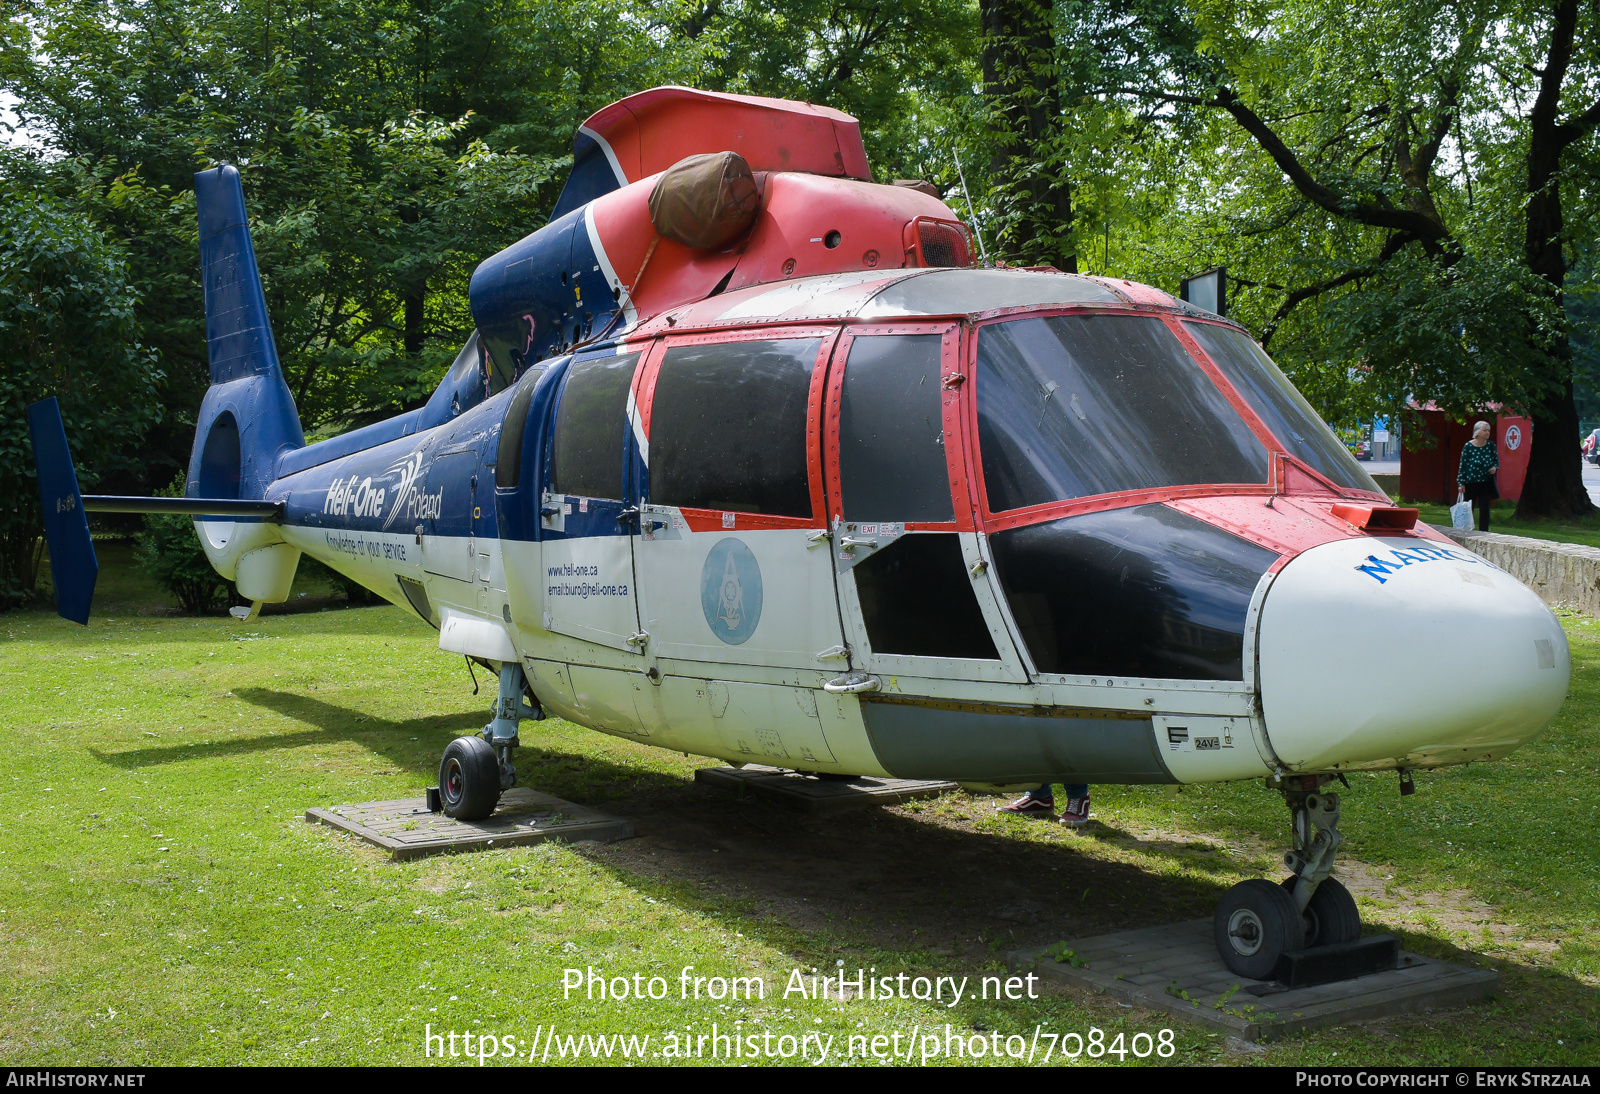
[1458,421,1500,532]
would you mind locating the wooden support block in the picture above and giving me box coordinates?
[695,765,957,815]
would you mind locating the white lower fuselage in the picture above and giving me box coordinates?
[263,512,1568,788]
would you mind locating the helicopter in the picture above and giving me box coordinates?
[28,86,1570,981]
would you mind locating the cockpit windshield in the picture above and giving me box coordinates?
[975,315,1270,512]
[1184,322,1382,493]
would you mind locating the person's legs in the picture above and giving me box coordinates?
[1059,783,1091,827]
[1476,494,1492,532]
[1000,783,1054,814]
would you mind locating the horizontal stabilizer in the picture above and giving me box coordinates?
[82,496,284,519]
[25,397,99,626]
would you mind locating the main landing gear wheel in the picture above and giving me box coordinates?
[1282,875,1360,948]
[1214,878,1302,980]
[440,736,501,821]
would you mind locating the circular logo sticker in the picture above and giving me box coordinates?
[1504,425,1522,451]
[701,537,763,645]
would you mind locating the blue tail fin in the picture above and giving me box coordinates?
[189,165,303,502]
[26,397,99,625]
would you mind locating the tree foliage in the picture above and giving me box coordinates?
[2,0,1597,586]
[1037,0,1600,514]
[133,474,233,615]
[0,189,160,606]
[1,0,978,440]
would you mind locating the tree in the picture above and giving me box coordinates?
[0,190,161,605]
[1069,0,1600,516]
[1515,0,1600,516]
[645,0,979,181]
[981,0,1076,268]
[0,0,682,466]
[133,474,233,614]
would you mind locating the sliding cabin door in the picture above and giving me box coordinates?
[630,329,844,671]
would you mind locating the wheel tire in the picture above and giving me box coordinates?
[1214,878,1303,980]
[1281,876,1361,948]
[439,736,501,821]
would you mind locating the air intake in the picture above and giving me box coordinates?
[905,217,973,268]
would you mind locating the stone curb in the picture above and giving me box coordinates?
[1435,524,1600,616]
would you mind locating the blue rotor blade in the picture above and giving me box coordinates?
[26,397,99,626]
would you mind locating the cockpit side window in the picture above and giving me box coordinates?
[550,353,640,500]
[649,338,818,518]
[838,334,953,522]
[975,315,1269,512]
[1184,322,1382,493]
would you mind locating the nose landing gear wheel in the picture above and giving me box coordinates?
[1214,878,1303,980]
[1282,875,1361,948]
[439,736,501,821]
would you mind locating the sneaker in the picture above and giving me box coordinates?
[999,791,1055,816]
[1059,796,1091,827]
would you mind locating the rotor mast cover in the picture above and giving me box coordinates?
[552,86,871,219]
[468,87,971,374]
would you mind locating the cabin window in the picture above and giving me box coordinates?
[649,338,818,517]
[550,353,640,500]
[494,366,547,489]
[837,334,954,522]
[1184,322,1382,492]
[989,504,1277,680]
[854,534,999,659]
[975,315,1269,512]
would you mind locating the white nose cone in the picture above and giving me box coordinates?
[1257,536,1569,771]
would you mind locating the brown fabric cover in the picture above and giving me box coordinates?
[648,152,761,250]
[893,179,941,198]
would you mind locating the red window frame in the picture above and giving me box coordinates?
[956,306,1366,533]
[822,322,974,534]
[1175,316,1387,501]
[632,324,841,531]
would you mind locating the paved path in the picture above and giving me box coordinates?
[1585,463,1600,506]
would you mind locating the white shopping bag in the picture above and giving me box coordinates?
[1450,499,1473,529]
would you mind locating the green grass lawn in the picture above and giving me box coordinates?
[1402,499,1600,550]
[1,574,1596,1065]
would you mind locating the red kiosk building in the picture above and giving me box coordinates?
[1398,406,1532,503]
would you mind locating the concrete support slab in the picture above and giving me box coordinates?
[307,787,634,861]
[695,764,957,815]
[1010,919,1497,1043]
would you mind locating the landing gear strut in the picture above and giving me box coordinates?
[436,662,542,821]
[1214,776,1362,979]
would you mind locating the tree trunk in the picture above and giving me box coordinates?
[980,0,1076,271]
[404,285,426,359]
[0,524,42,608]
[1513,0,1594,520]
[399,205,427,360]
[1516,240,1592,520]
